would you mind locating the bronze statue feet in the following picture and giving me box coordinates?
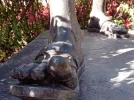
[10,54,79,100]
[10,41,81,100]
[11,45,78,89]
[100,21,129,38]
[10,27,81,90]
[88,16,129,39]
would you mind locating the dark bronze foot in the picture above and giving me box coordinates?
[10,0,83,99]
[11,44,78,89]
[10,54,80,99]
[10,26,83,100]
[10,38,80,100]
[88,17,129,39]
[100,21,129,38]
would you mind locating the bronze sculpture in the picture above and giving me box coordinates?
[10,0,128,99]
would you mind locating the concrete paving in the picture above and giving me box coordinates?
[79,31,134,100]
[0,30,134,100]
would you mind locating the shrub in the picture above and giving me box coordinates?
[75,0,92,29]
[106,0,134,29]
[0,0,50,62]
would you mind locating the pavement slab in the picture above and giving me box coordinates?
[0,30,134,100]
[79,30,134,100]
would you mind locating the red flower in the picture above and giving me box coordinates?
[27,14,35,23]
[34,31,38,36]
[124,20,131,28]
[17,8,23,20]
[19,8,23,13]
[42,7,49,17]
[112,1,118,7]
[17,13,21,20]
[106,11,111,16]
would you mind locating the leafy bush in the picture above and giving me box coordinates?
[106,0,134,29]
[75,0,92,29]
[0,0,50,62]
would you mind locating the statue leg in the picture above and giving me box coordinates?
[11,0,84,90]
[88,0,128,38]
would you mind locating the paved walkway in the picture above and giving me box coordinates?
[0,30,134,100]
